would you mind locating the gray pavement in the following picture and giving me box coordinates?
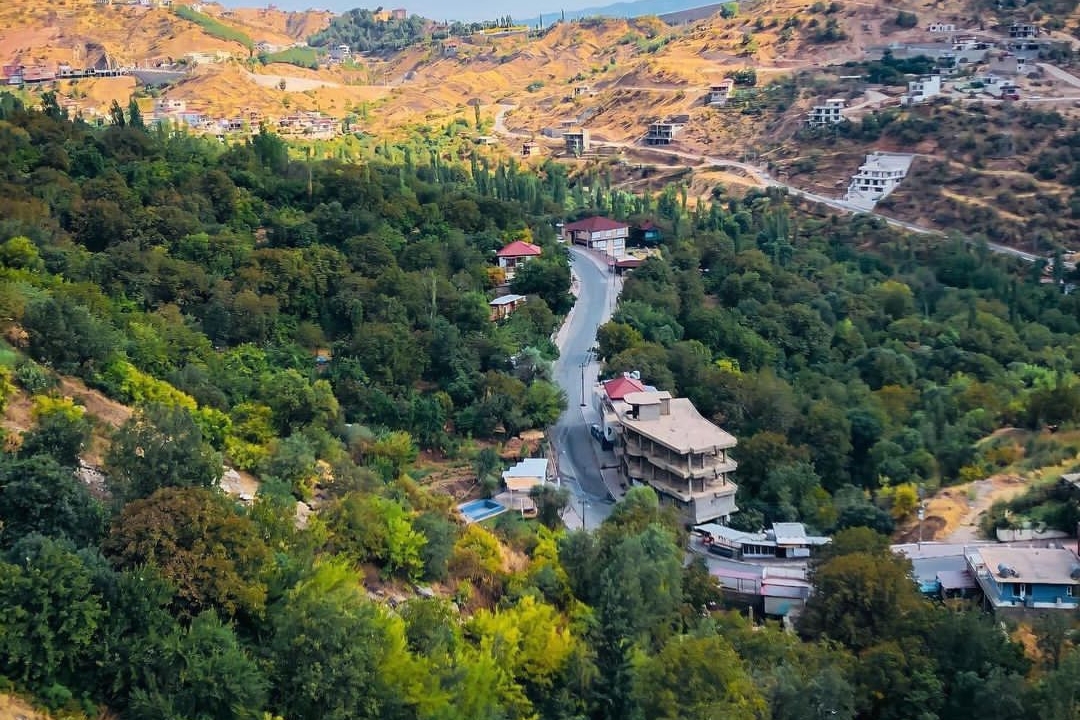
[552,246,623,528]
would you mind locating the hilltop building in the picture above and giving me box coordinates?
[966,546,1080,613]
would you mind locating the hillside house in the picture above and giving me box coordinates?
[988,51,1037,76]
[844,152,913,210]
[633,220,662,245]
[696,522,830,560]
[442,41,459,56]
[521,141,540,157]
[329,44,351,62]
[806,98,846,127]
[154,97,187,115]
[489,294,527,320]
[966,546,1080,613]
[927,22,956,32]
[708,79,734,106]
[255,41,282,53]
[901,74,942,105]
[392,8,407,19]
[645,120,682,145]
[494,457,549,518]
[562,216,628,257]
[563,128,590,154]
[496,239,542,281]
[1009,22,1039,39]
[614,391,739,526]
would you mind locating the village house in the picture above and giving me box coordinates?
[562,216,628,258]
[154,97,187,115]
[988,51,1038,76]
[927,22,956,33]
[695,522,831,560]
[1009,22,1040,39]
[966,546,1080,613]
[614,390,739,526]
[521,140,540,157]
[708,79,734,106]
[901,74,942,105]
[563,128,590,154]
[441,40,459,56]
[329,44,351,63]
[493,458,549,518]
[255,41,282,53]
[645,120,682,145]
[806,98,846,127]
[496,240,542,281]
[489,293,527,320]
[844,152,914,210]
[633,220,662,245]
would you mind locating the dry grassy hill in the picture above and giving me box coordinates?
[0,0,328,67]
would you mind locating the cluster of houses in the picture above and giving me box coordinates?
[150,97,340,139]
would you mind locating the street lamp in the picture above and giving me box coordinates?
[579,351,591,407]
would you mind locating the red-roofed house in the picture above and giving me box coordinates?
[592,372,647,443]
[496,240,542,281]
[562,216,628,258]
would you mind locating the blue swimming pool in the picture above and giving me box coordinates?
[458,498,507,523]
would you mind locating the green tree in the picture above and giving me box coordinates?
[270,561,418,720]
[19,396,92,467]
[0,535,105,689]
[0,455,105,549]
[103,487,270,620]
[106,403,223,503]
[634,634,767,720]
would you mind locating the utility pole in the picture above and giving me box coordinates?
[580,497,587,531]
[579,352,590,407]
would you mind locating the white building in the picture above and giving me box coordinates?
[927,22,956,33]
[708,79,734,106]
[806,98,847,127]
[901,75,942,105]
[844,152,914,211]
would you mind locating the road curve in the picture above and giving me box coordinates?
[551,247,620,525]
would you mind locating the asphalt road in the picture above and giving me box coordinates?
[552,246,619,528]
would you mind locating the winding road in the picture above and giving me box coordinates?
[492,105,1041,263]
[552,246,621,529]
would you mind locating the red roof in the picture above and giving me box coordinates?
[603,375,646,400]
[497,240,543,258]
[563,216,629,232]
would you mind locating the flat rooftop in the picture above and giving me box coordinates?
[970,546,1080,585]
[620,396,736,454]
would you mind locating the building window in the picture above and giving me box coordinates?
[1068,586,1075,597]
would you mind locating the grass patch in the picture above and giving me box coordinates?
[174,5,253,50]
[259,47,320,70]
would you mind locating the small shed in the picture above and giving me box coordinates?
[489,293,526,320]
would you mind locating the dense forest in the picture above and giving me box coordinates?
[2,93,1080,720]
[598,190,1080,534]
[308,9,431,53]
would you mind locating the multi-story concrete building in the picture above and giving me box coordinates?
[614,390,738,525]
[645,121,681,145]
[562,216,628,258]
[806,98,847,127]
[563,128,590,154]
[901,74,941,105]
[844,152,914,210]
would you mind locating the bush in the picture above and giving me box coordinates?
[896,10,918,28]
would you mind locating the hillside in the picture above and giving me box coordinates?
[0,0,328,67]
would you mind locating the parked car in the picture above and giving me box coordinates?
[590,423,614,450]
